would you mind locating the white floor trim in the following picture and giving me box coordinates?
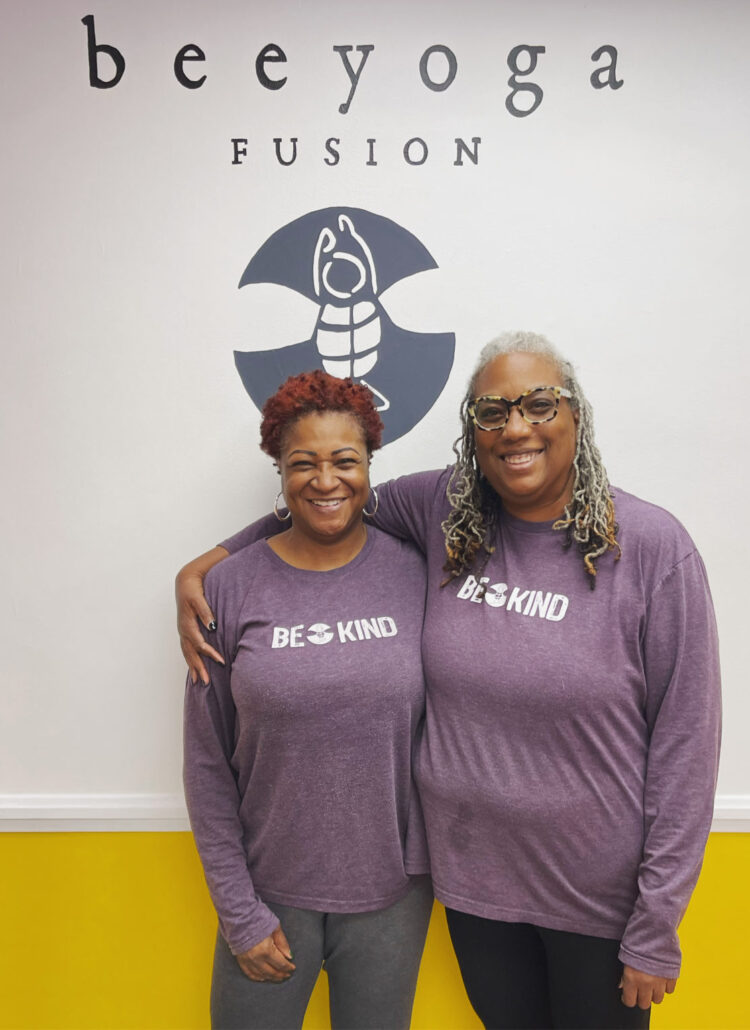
[0,793,190,832]
[710,794,750,833]
[1,792,748,832]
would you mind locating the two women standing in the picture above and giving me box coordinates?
[180,332,720,1029]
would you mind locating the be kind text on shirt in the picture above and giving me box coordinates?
[271,616,398,649]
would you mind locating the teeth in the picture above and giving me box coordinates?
[504,452,536,465]
[311,499,343,506]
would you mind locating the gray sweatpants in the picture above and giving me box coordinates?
[210,877,433,1030]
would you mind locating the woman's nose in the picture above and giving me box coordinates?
[503,405,530,435]
[313,464,337,490]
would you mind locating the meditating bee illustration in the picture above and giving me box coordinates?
[312,214,384,403]
[234,206,454,445]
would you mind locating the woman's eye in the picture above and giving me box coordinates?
[478,405,505,421]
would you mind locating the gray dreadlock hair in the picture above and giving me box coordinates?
[442,331,620,588]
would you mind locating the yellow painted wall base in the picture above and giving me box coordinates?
[1,833,747,1029]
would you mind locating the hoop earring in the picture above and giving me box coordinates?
[363,488,378,517]
[274,491,292,522]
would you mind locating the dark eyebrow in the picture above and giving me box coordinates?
[287,447,362,458]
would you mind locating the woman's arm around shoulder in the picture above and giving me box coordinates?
[176,513,280,683]
[370,466,452,552]
[176,545,229,685]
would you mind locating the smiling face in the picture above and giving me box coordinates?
[278,411,371,547]
[472,351,579,522]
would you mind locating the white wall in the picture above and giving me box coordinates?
[2,0,747,827]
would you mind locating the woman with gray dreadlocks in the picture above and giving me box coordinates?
[176,332,720,1030]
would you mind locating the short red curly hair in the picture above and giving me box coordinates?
[260,370,384,460]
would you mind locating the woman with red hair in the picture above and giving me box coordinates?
[183,370,431,1029]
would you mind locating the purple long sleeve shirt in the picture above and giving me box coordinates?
[184,528,427,955]
[222,468,721,978]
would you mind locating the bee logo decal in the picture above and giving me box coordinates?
[234,206,455,445]
[306,623,334,646]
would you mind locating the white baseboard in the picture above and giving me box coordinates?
[710,794,750,832]
[1,792,748,832]
[0,793,190,832]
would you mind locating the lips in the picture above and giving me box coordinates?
[500,450,543,467]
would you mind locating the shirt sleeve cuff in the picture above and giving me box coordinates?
[225,907,281,956]
[618,943,681,981]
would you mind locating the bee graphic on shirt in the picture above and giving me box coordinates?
[306,623,334,645]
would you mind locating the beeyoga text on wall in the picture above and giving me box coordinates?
[81,14,624,169]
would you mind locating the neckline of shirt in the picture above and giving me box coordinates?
[260,525,376,577]
[499,507,561,535]
[498,486,625,535]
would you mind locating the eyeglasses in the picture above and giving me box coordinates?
[468,386,573,431]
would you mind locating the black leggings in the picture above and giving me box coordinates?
[446,909,651,1030]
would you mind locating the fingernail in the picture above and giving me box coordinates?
[208,620,217,632]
